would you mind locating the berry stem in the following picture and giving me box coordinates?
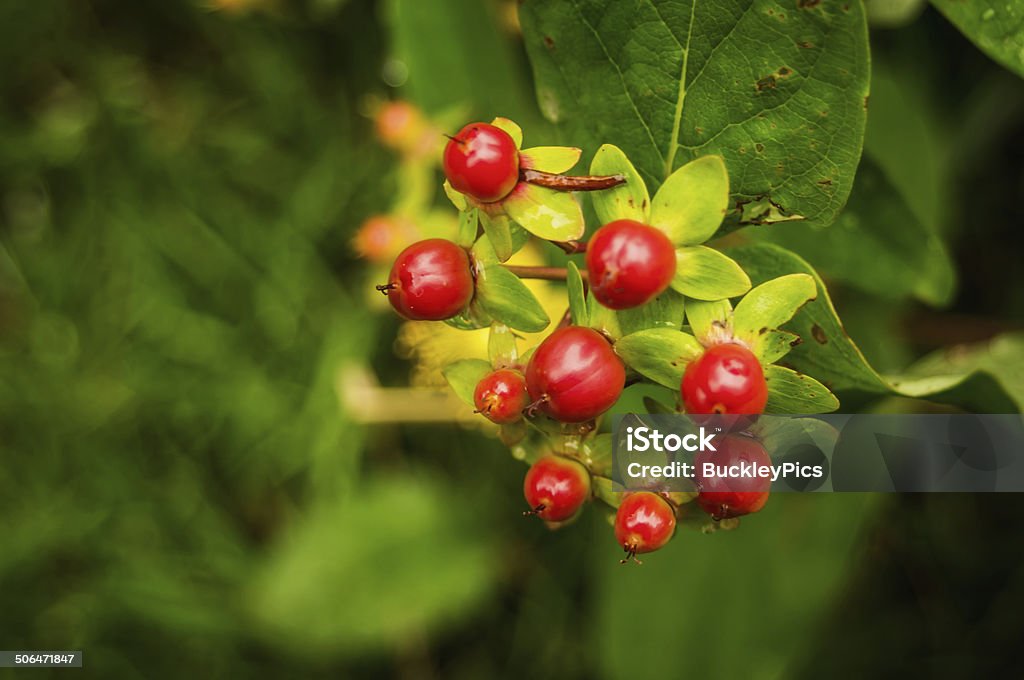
[502,265,588,282]
[521,169,626,192]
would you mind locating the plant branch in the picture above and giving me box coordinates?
[502,265,588,282]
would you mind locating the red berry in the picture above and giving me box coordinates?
[523,455,591,522]
[695,434,771,519]
[681,343,768,415]
[525,326,626,423]
[380,239,474,321]
[443,123,520,203]
[474,368,529,424]
[586,219,677,309]
[614,492,676,563]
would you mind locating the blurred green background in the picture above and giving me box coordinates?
[1,0,1023,678]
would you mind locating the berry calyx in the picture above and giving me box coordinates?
[525,326,626,423]
[474,368,529,424]
[443,123,520,203]
[695,434,771,520]
[523,455,591,522]
[586,219,677,310]
[379,238,474,321]
[681,343,768,415]
[614,492,676,564]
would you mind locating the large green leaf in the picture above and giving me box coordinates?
[755,157,955,305]
[520,0,871,227]
[932,0,1024,78]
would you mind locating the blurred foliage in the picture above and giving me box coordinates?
[0,1,1023,679]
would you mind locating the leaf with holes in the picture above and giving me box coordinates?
[685,298,732,347]
[520,0,870,228]
[732,274,816,343]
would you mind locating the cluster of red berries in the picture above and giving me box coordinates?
[521,431,771,563]
[376,120,774,563]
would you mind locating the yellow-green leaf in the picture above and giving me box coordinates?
[649,155,729,246]
[670,246,751,300]
[589,144,649,224]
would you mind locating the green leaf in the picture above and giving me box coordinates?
[487,323,519,368]
[614,328,703,389]
[888,332,1024,413]
[503,184,585,241]
[444,300,492,330]
[520,0,870,228]
[443,180,468,211]
[684,298,732,347]
[754,157,955,305]
[567,261,588,327]
[732,274,817,343]
[932,0,1024,78]
[520,146,582,173]
[589,144,650,224]
[764,365,839,414]
[727,243,891,393]
[455,208,478,248]
[442,358,492,406]
[616,288,685,336]
[757,329,802,365]
[480,211,514,262]
[474,263,550,333]
[490,116,523,148]
[670,246,751,300]
[588,289,622,340]
[649,156,729,245]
